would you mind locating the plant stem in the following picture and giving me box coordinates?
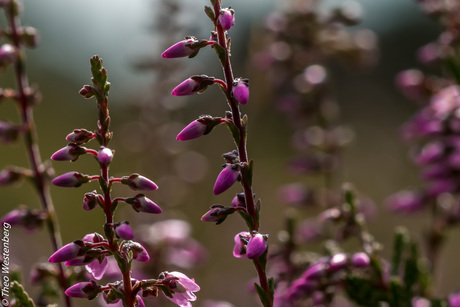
[5,4,71,306]
[212,2,272,306]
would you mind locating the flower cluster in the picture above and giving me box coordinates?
[49,55,199,307]
[162,0,272,306]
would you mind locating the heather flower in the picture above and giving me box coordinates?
[162,271,200,307]
[351,252,370,268]
[0,44,16,67]
[52,171,91,188]
[415,142,444,165]
[213,164,239,195]
[126,194,162,214]
[232,78,249,104]
[449,293,460,307]
[132,243,150,262]
[162,37,200,58]
[114,221,134,240]
[233,231,250,258]
[51,144,87,161]
[385,190,425,213]
[65,281,99,299]
[0,167,24,186]
[218,8,235,31]
[0,208,26,226]
[86,257,108,280]
[97,146,113,164]
[49,241,84,263]
[82,190,100,211]
[412,297,431,307]
[329,253,348,271]
[121,173,158,191]
[302,258,329,281]
[66,128,94,144]
[231,193,245,208]
[246,233,268,259]
[201,205,236,224]
[172,78,200,96]
[177,120,207,141]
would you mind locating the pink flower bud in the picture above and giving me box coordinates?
[218,8,235,31]
[231,193,245,208]
[177,120,207,141]
[86,257,108,280]
[162,37,199,58]
[82,190,100,211]
[351,252,370,268]
[127,194,162,214]
[115,221,134,240]
[233,231,250,258]
[213,164,239,195]
[232,78,249,104]
[52,172,90,187]
[172,78,200,96]
[0,44,16,68]
[0,167,24,186]
[161,271,200,307]
[302,259,329,281]
[449,293,460,307]
[51,144,87,161]
[65,281,99,298]
[0,208,26,226]
[132,243,150,262]
[201,205,235,224]
[121,173,158,191]
[246,233,268,259]
[49,241,83,263]
[65,129,94,144]
[97,147,113,164]
[329,253,348,271]
[0,121,20,144]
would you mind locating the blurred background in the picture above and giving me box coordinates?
[1,0,457,306]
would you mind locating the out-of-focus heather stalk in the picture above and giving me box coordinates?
[0,1,70,305]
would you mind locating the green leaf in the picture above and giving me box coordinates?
[257,249,268,272]
[254,282,269,307]
[242,160,254,187]
[403,241,419,295]
[344,275,387,307]
[268,277,275,302]
[226,120,240,145]
[391,227,408,276]
[11,281,35,307]
[213,43,228,67]
[237,210,254,229]
[204,6,215,21]
[444,56,460,85]
[388,278,411,307]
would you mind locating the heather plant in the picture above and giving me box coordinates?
[0,1,71,305]
[48,55,199,307]
[162,0,273,306]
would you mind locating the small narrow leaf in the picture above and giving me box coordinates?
[237,210,254,229]
[213,43,228,67]
[226,120,240,145]
[254,282,269,307]
[268,277,275,302]
[391,227,408,276]
[204,6,215,21]
[242,160,254,187]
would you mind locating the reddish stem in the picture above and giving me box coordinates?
[5,4,71,306]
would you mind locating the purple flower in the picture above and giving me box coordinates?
[218,8,235,31]
[65,129,94,144]
[233,231,250,258]
[51,144,87,161]
[82,190,100,211]
[351,252,370,268]
[115,222,134,240]
[0,167,24,186]
[449,293,460,307]
[231,193,245,208]
[121,173,158,191]
[86,257,108,280]
[329,253,348,272]
[172,78,200,96]
[0,208,26,226]
[384,190,425,213]
[97,147,113,164]
[49,241,84,263]
[65,281,99,298]
[162,37,199,58]
[132,243,150,262]
[213,164,239,195]
[52,171,90,188]
[127,194,162,214]
[201,205,235,224]
[162,271,200,307]
[232,78,249,104]
[177,120,207,141]
[415,142,444,165]
[0,44,16,67]
[412,297,431,307]
[302,258,329,281]
[246,233,268,259]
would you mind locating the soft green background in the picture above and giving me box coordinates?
[1,0,458,306]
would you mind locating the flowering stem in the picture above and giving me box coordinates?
[212,1,271,306]
[4,3,71,306]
